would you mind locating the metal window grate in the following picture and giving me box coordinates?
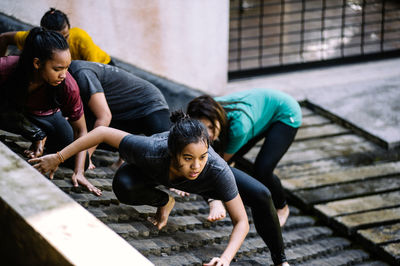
[229,0,400,79]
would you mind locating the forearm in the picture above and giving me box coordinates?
[73,149,87,175]
[60,126,127,161]
[220,219,249,263]
[223,153,234,162]
[0,34,8,56]
[88,117,111,157]
[0,32,17,56]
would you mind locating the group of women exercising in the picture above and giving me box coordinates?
[0,8,302,266]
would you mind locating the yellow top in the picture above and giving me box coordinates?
[14,27,111,64]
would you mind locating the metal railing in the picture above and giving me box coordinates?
[229,0,400,79]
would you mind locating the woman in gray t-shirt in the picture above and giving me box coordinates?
[69,60,170,169]
[30,111,249,266]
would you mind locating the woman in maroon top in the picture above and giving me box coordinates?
[0,27,100,195]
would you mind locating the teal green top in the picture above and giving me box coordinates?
[215,88,302,154]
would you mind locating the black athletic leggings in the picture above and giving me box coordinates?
[112,164,287,265]
[109,109,171,136]
[234,122,298,209]
[29,111,89,170]
[87,109,171,152]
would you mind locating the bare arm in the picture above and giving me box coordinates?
[29,126,128,180]
[205,194,249,265]
[69,115,89,176]
[0,31,17,56]
[86,92,112,157]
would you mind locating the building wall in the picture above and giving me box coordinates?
[0,0,229,95]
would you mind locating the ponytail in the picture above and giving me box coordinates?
[40,8,70,31]
[9,27,69,110]
[168,110,209,164]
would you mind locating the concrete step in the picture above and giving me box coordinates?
[285,134,368,152]
[127,222,333,263]
[301,107,314,117]
[282,161,400,191]
[380,242,400,265]
[68,191,119,207]
[333,206,400,235]
[243,138,379,165]
[315,191,400,217]
[276,158,351,179]
[291,175,400,206]
[295,249,371,266]
[300,114,331,128]
[295,123,351,141]
[147,252,202,266]
[279,141,380,165]
[85,167,115,179]
[358,223,400,245]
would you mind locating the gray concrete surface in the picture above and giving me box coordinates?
[227,57,400,149]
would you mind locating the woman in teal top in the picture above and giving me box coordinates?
[186,88,302,227]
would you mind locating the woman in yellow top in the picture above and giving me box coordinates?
[0,8,112,64]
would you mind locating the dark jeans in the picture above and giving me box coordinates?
[112,164,287,265]
[29,111,89,170]
[234,122,298,209]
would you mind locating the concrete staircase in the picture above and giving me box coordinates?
[1,104,397,265]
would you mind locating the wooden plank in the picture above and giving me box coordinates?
[333,207,400,235]
[314,191,400,217]
[292,176,400,205]
[282,162,400,191]
[358,223,400,245]
[295,124,350,141]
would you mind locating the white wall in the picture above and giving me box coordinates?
[0,0,229,95]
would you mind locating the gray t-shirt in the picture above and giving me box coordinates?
[69,60,168,120]
[119,132,239,202]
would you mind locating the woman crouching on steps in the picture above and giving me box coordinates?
[30,111,249,266]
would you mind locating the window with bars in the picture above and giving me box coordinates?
[229,0,400,78]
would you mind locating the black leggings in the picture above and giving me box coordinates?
[232,167,286,264]
[112,164,287,265]
[235,122,298,209]
[112,163,170,207]
[109,109,171,136]
[29,112,89,170]
[93,109,171,152]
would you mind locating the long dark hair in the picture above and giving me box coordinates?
[187,95,228,155]
[187,95,253,155]
[40,8,70,31]
[6,27,69,110]
[168,110,209,167]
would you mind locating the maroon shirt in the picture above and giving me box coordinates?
[0,56,83,121]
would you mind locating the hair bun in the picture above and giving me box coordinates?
[170,110,190,124]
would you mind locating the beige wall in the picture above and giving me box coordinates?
[0,0,229,95]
